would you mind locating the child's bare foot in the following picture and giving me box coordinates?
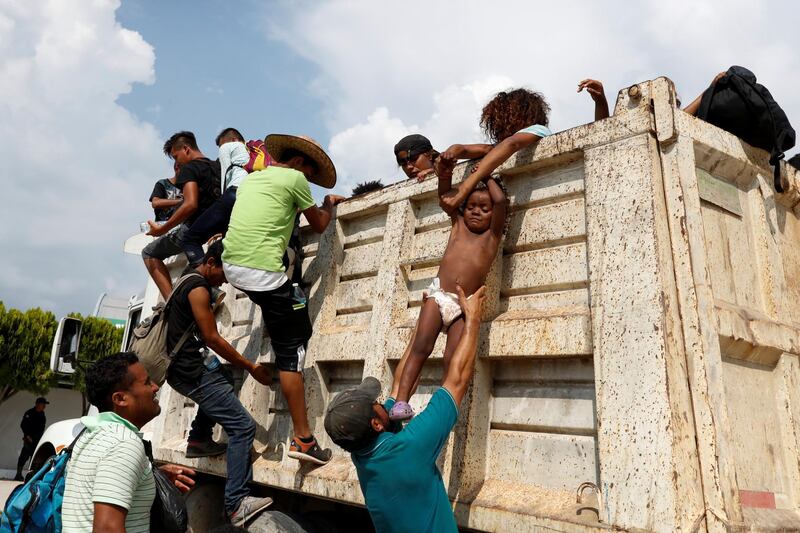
[389,401,414,421]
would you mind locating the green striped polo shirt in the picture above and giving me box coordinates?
[62,411,155,533]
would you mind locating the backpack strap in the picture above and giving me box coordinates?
[64,427,88,457]
[225,163,246,189]
[164,272,207,359]
[162,272,205,312]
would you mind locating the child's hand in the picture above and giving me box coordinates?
[434,158,455,180]
[456,285,486,324]
[578,79,606,103]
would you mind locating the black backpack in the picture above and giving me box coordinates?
[697,66,795,192]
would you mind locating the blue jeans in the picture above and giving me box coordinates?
[180,186,237,266]
[170,366,255,513]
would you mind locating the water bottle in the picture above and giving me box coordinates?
[292,283,307,306]
[203,349,221,371]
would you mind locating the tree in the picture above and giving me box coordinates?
[68,313,124,413]
[0,302,57,406]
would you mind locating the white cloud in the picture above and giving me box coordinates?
[328,76,514,193]
[0,0,161,315]
[270,0,800,187]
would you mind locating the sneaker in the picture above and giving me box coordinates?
[389,401,414,421]
[287,436,332,465]
[229,495,273,527]
[186,439,227,458]
[13,473,23,482]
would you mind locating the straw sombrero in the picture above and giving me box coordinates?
[264,134,337,189]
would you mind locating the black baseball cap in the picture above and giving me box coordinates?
[393,134,433,157]
[35,397,49,405]
[324,377,381,452]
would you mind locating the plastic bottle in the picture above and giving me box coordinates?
[203,349,221,371]
[292,283,307,305]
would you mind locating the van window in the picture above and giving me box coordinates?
[122,308,143,351]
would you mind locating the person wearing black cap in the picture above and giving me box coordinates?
[14,396,48,480]
[394,134,492,182]
[324,285,486,533]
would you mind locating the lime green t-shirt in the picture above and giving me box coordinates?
[222,166,315,272]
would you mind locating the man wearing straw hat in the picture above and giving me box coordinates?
[222,134,345,465]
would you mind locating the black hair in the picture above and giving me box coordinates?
[203,239,224,265]
[459,178,511,234]
[352,180,384,196]
[86,352,139,412]
[278,148,318,172]
[163,131,198,157]
[215,127,245,146]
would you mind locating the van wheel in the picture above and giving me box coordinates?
[184,480,226,532]
[25,444,55,481]
[246,510,318,533]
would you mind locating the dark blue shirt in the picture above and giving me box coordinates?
[352,388,459,533]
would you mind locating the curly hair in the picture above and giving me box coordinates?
[480,88,550,143]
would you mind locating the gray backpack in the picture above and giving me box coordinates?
[129,273,204,385]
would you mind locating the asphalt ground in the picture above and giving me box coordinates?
[0,479,21,510]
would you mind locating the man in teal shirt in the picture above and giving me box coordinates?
[325,285,486,532]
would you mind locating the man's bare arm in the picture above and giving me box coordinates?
[302,194,346,234]
[93,502,127,533]
[188,287,271,385]
[441,286,486,405]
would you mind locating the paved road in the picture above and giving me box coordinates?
[0,479,21,509]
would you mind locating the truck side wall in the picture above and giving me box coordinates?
[147,78,800,532]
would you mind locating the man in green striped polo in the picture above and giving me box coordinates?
[62,352,197,532]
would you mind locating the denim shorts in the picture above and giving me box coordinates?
[141,225,186,260]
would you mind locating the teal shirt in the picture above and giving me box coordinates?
[352,388,459,533]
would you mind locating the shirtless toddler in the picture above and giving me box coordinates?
[389,175,507,420]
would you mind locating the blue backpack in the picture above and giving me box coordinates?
[1,428,85,533]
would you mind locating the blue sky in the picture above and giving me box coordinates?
[116,0,326,179]
[1,0,798,318]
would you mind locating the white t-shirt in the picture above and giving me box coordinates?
[223,262,287,292]
[218,141,250,190]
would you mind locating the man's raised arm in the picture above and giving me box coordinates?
[441,285,486,405]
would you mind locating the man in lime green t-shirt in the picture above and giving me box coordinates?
[222,134,344,465]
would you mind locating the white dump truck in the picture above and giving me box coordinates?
[48,77,800,532]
